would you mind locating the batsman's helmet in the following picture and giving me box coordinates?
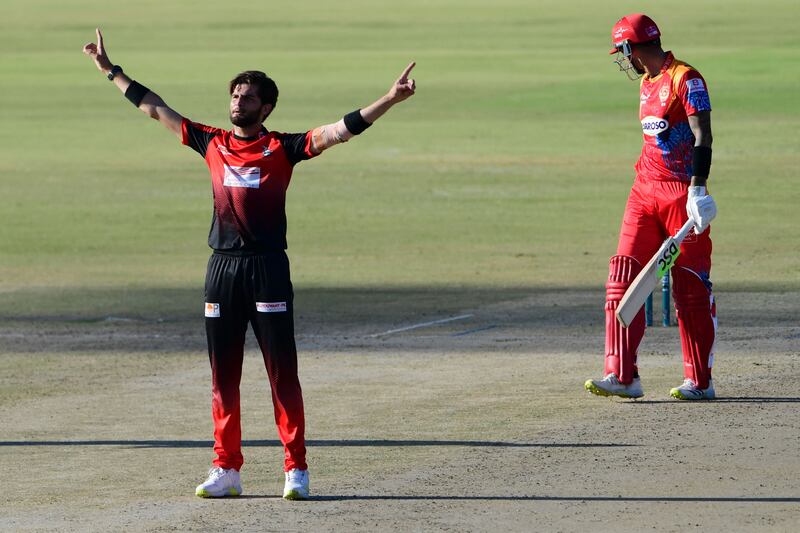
[609,13,661,57]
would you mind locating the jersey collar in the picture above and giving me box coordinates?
[232,126,269,141]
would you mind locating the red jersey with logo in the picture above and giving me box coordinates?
[636,52,711,181]
[181,119,319,251]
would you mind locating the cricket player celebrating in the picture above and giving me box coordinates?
[585,14,718,400]
[83,28,416,499]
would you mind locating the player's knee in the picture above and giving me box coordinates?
[672,266,712,311]
[606,255,642,301]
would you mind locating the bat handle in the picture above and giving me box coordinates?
[674,218,695,243]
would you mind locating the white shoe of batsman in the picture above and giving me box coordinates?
[670,378,715,400]
[283,468,310,500]
[585,373,644,399]
[195,467,242,498]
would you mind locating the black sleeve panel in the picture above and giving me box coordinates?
[184,121,219,158]
[278,132,313,166]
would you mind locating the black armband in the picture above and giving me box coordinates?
[124,80,150,108]
[343,109,372,135]
[692,145,712,178]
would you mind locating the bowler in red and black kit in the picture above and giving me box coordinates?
[83,28,417,499]
[585,14,719,401]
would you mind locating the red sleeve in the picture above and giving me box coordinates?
[676,70,712,116]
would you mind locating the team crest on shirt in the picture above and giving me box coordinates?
[659,85,670,105]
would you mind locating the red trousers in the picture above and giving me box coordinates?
[605,178,716,388]
[204,251,306,472]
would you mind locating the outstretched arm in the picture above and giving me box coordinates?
[310,62,416,154]
[83,28,184,140]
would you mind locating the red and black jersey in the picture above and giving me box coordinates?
[181,118,319,252]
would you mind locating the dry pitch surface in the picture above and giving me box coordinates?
[1,289,798,532]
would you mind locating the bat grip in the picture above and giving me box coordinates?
[674,218,695,243]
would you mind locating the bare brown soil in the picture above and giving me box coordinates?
[1,289,798,532]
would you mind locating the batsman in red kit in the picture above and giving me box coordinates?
[584,14,719,400]
[83,28,416,499]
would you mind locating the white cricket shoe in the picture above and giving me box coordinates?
[670,378,715,400]
[584,373,644,399]
[195,467,242,498]
[283,468,310,500]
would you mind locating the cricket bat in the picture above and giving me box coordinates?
[616,219,695,328]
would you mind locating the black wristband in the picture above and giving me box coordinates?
[124,80,150,108]
[343,109,372,135]
[692,145,712,178]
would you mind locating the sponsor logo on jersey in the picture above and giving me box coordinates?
[223,165,261,189]
[256,301,287,313]
[262,148,273,157]
[686,78,706,94]
[205,303,220,318]
[641,116,669,136]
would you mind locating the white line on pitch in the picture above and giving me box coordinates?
[371,314,474,337]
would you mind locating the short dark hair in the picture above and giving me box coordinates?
[228,70,279,108]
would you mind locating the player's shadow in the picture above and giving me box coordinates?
[313,495,800,503]
[625,397,800,404]
[0,439,639,449]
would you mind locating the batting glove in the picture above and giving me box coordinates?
[686,186,717,234]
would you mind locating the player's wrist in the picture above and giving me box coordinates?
[688,185,706,198]
[106,64,123,81]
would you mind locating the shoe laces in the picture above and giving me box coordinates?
[286,469,306,483]
[207,467,227,481]
[681,379,697,389]
[603,373,621,385]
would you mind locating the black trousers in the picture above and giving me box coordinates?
[204,251,306,471]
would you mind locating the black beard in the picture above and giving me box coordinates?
[632,59,646,75]
[230,111,260,128]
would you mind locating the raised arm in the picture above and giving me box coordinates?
[83,28,184,140]
[309,62,417,154]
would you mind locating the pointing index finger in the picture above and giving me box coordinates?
[96,28,104,50]
[399,61,416,81]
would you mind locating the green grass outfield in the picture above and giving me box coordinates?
[0,0,798,318]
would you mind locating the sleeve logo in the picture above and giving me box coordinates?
[686,78,706,93]
[223,165,261,189]
[205,303,221,318]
